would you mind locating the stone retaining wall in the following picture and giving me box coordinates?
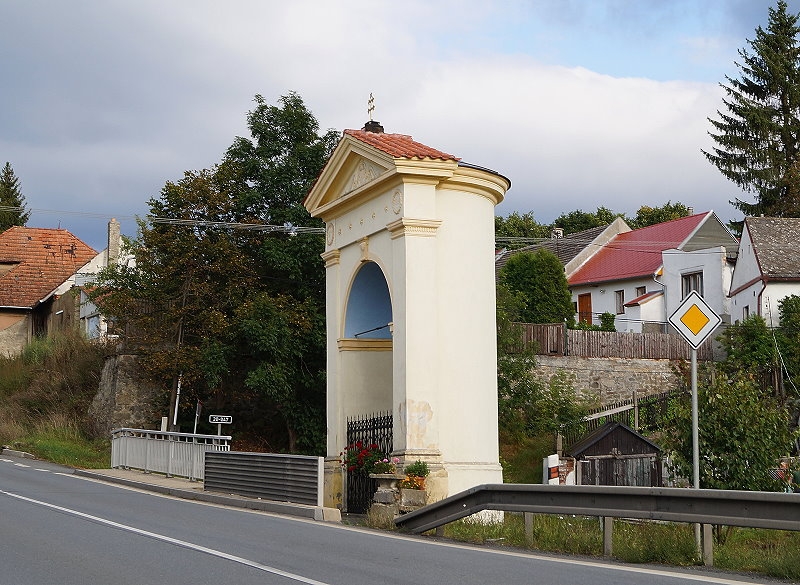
[534,355,682,405]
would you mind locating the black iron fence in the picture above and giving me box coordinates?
[345,411,393,514]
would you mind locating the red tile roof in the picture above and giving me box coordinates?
[568,214,708,286]
[0,226,97,308]
[344,129,459,161]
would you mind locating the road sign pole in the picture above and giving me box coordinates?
[691,347,699,489]
[691,346,701,556]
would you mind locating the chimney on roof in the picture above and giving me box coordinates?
[688,207,694,215]
[363,120,384,133]
[551,227,564,239]
[107,218,120,265]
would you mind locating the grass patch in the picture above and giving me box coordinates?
[0,331,111,468]
[16,413,110,468]
[500,433,553,484]
[439,513,800,579]
[613,520,696,565]
[716,528,800,581]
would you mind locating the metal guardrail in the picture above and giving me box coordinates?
[204,451,324,507]
[396,483,800,565]
[111,428,231,481]
[396,484,800,533]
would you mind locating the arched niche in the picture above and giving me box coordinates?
[344,261,392,339]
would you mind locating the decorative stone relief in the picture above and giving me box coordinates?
[345,159,382,194]
[326,223,335,246]
[392,189,403,214]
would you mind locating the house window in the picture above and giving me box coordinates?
[681,271,704,298]
[615,290,625,314]
[635,286,646,298]
[743,305,750,320]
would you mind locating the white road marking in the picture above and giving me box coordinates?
[0,489,332,585]
[35,468,49,472]
[13,463,30,468]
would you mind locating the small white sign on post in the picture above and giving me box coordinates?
[209,414,232,436]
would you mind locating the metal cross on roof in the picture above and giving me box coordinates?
[368,93,375,121]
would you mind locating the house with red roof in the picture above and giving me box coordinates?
[0,226,99,355]
[568,212,738,333]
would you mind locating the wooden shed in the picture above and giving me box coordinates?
[566,421,663,487]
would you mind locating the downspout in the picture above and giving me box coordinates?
[653,271,667,333]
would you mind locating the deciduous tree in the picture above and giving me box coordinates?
[91,93,337,454]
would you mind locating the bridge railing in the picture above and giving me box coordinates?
[110,428,231,481]
[395,483,800,566]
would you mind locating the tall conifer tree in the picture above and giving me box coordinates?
[703,1,800,218]
[0,162,30,231]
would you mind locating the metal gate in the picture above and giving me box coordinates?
[345,411,393,513]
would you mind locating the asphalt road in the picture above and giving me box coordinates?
[0,457,785,585]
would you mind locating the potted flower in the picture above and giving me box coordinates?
[399,459,430,511]
[372,456,400,475]
[340,441,386,476]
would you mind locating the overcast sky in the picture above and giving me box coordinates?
[2,0,795,250]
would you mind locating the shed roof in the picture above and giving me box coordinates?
[567,421,662,458]
[0,226,97,308]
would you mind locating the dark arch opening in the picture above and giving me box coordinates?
[344,262,392,339]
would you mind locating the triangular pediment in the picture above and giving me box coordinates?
[305,134,395,217]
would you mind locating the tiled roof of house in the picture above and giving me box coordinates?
[0,226,97,308]
[496,224,610,274]
[746,217,800,279]
[568,213,709,286]
[344,129,459,161]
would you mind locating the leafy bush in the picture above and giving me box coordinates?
[404,459,429,478]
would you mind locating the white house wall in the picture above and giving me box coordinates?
[760,282,800,327]
[662,246,733,323]
[571,277,654,333]
[729,223,761,294]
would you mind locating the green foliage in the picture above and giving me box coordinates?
[443,514,800,579]
[496,284,588,443]
[778,294,800,383]
[551,206,620,234]
[0,161,30,231]
[626,201,691,229]
[717,316,778,378]
[89,93,336,454]
[599,311,616,331]
[703,1,800,218]
[494,211,549,248]
[499,248,575,327]
[661,369,798,491]
[341,441,385,475]
[0,331,109,461]
[612,521,697,565]
[572,310,618,332]
[403,459,429,478]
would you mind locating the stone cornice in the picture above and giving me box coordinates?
[387,218,443,240]
[338,338,393,351]
[321,249,340,267]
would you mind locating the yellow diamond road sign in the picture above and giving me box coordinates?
[668,291,722,350]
